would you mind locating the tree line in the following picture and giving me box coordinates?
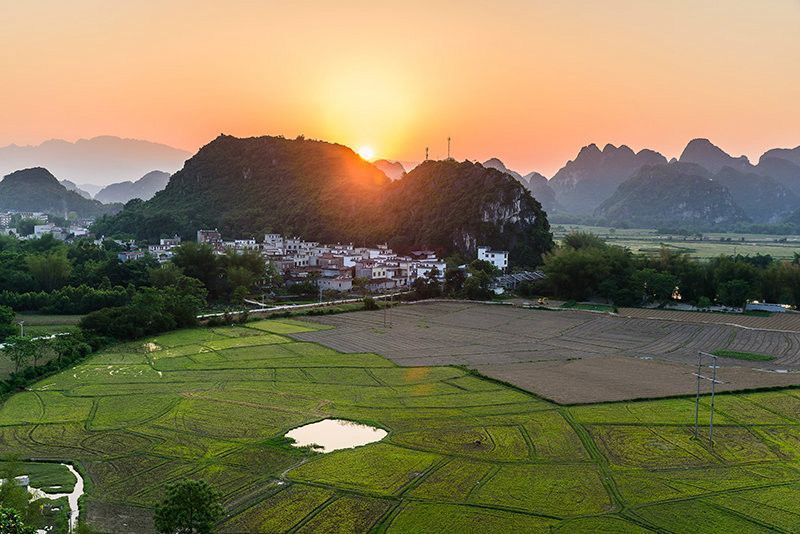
[539,232,800,309]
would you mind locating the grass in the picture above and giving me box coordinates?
[712,349,776,362]
[560,301,616,312]
[0,316,796,532]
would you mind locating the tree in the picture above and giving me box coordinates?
[352,277,369,296]
[463,271,492,300]
[154,480,223,534]
[717,279,753,309]
[172,243,221,297]
[0,508,35,534]
[26,250,73,291]
[631,269,678,306]
[31,338,55,368]
[0,305,15,342]
[1,337,35,373]
[562,231,606,250]
[444,268,466,296]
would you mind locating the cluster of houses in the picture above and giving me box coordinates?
[115,229,519,293]
[198,230,461,292]
[0,211,91,240]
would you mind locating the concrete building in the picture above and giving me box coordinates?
[318,276,353,292]
[197,229,222,245]
[478,246,509,271]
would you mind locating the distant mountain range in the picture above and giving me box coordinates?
[549,144,668,215]
[94,171,171,204]
[0,136,190,186]
[0,168,121,218]
[93,135,553,266]
[595,163,749,228]
[4,132,800,233]
[60,180,93,199]
[484,138,800,230]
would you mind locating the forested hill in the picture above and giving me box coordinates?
[595,163,749,229]
[94,135,390,244]
[92,135,553,266]
[384,160,552,265]
[0,167,119,217]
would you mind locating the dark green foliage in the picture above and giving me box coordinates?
[383,160,553,267]
[91,136,553,268]
[0,286,132,315]
[80,279,206,341]
[154,480,223,534]
[711,349,775,362]
[172,244,264,302]
[542,232,800,308]
[463,271,493,300]
[444,268,466,295]
[1,337,36,373]
[412,267,443,300]
[0,507,35,534]
[363,296,379,310]
[0,306,15,342]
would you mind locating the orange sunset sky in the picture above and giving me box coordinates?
[2,0,799,176]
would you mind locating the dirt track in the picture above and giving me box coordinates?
[292,302,800,403]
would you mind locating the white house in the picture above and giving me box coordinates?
[318,276,353,292]
[477,246,509,271]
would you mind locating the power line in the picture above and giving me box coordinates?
[693,351,721,447]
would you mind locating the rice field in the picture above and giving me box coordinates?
[0,315,798,532]
[552,224,800,260]
[295,302,800,403]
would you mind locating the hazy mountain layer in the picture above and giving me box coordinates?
[595,163,749,228]
[95,171,171,204]
[0,168,120,217]
[0,136,189,186]
[549,143,667,214]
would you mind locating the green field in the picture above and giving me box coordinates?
[712,349,776,362]
[0,318,799,532]
[553,224,800,260]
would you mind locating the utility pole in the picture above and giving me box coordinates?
[694,351,721,447]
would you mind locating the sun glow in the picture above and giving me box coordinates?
[357,145,375,160]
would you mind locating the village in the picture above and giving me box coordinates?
[178,229,515,293]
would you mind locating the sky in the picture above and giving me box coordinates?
[2,0,799,176]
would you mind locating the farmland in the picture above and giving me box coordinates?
[0,311,799,532]
[296,302,800,403]
[552,224,800,260]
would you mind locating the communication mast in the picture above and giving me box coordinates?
[425,147,429,161]
[447,137,451,159]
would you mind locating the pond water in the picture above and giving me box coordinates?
[285,419,387,453]
[29,463,84,533]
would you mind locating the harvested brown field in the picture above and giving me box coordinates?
[619,307,800,332]
[292,302,800,403]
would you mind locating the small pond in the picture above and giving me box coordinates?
[285,419,387,453]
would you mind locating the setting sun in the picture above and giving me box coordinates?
[356,146,375,161]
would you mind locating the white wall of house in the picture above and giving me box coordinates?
[478,246,509,271]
